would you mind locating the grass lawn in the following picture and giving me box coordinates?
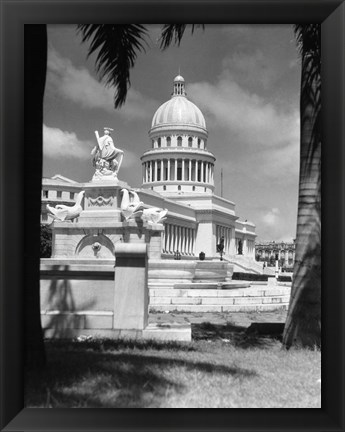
[25,316,321,408]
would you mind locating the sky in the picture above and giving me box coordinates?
[43,24,301,242]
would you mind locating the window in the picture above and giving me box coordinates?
[43,190,48,198]
[188,137,193,147]
[192,186,195,191]
[163,185,166,191]
[198,138,201,148]
[167,137,171,147]
[57,191,62,198]
[177,136,182,147]
[158,137,161,147]
[178,185,181,191]
[70,192,74,200]
[152,139,155,148]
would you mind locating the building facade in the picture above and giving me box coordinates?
[42,75,257,265]
[255,240,296,269]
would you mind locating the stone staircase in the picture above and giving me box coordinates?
[226,255,264,275]
[149,284,291,313]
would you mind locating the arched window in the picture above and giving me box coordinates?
[177,136,182,147]
[197,138,201,148]
[188,137,193,147]
[158,137,161,147]
[178,185,181,191]
[167,137,171,147]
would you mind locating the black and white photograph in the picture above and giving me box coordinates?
[20,23,324,409]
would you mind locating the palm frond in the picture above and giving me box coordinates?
[77,24,149,108]
[160,24,205,50]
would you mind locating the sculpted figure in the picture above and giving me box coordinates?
[120,189,144,221]
[47,191,85,222]
[141,207,168,225]
[91,127,124,180]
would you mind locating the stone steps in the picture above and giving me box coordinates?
[148,286,291,313]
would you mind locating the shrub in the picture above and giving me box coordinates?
[40,224,52,258]
[277,275,292,282]
[232,272,268,282]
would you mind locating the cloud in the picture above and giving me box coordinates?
[188,77,299,181]
[43,124,94,159]
[262,207,280,226]
[47,47,159,120]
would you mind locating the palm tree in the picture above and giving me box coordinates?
[282,24,321,348]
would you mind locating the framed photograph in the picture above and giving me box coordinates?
[1,0,344,430]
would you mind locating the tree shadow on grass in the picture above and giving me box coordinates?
[25,345,257,408]
[192,321,284,349]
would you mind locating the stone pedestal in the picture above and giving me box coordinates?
[113,243,148,330]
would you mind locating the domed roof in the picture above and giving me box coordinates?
[151,75,206,130]
[174,74,185,83]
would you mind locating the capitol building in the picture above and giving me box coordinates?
[42,75,258,270]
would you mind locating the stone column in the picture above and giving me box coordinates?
[168,159,171,181]
[189,159,192,181]
[182,159,185,181]
[113,243,148,330]
[149,161,152,182]
[175,159,178,181]
[195,160,198,182]
[161,159,164,181]
[154,160,158,182]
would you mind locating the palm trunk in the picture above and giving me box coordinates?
[24,25,47,366]
[283,30,321,348]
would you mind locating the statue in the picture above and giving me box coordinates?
[141,207,168,225]
[91,127,124,181]
[120,188,168,224]
[216,236,225,261]
[47,191,85,222]
[120,189,144,221]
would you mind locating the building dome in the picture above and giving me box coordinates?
[151,75,206,131]
[142,75,214,196]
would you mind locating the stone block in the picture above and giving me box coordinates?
[222,304,261,312]
[217,290,244,297]
[85,315,113,329]
[233,297,263,305]
[149,297,172,304]
[256,304,288,312]
[201,297,235,305]
[187,289,218,297]
[40,279,114,312]
[262,296,290,304]
[41,312,85,330]
[149,289,183,297]
[264,288,289,296]
[171,297,202,305]
[113,243,148,330]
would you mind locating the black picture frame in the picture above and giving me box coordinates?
[1,1,344,431]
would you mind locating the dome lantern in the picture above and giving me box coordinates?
[173,75,186,97]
